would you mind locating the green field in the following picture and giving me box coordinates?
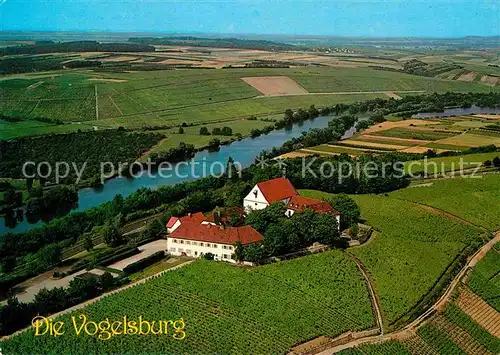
[350,135,419,147]
[423,142,470,151]
[371,127,456,141]
[1,65,498,140]
[390,174,500,231]
[1,250,375,354]
[467,244,500,311]
[403,152,500,176]
[305,144,377,156]
[302,183,488,327]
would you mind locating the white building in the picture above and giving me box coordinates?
[244,177,341,231]
[243,177,298,211]
[167,223,263,263]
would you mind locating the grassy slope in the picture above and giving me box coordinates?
[467,244,500,311]
[1,251,374,354]
[301,182,489,326]
[403,152,500,175]
[390,174,500,231]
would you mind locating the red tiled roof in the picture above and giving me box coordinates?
[169,224,263,246]
[166,217,179,228]
[204,207,245,224]
[256,177,298,203]
[287,195,340,215]
[179,212,206,224]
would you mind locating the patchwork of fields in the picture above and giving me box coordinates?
[339,288,500,355]
[305,115,500,158]
[1,65,498,140]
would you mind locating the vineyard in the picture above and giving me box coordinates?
[301,189,485,327]
[388,174,500,232]
[0,251,375,354]
[467,244,500,311]
[337,340,411,354]
[2,64,498,140]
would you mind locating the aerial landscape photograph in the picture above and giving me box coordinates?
[0,0,499,354]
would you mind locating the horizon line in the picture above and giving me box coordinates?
[1,30,499,40]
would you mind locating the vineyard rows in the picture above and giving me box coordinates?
[1,250,374,354]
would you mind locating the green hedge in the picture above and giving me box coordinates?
[123,251,165,275]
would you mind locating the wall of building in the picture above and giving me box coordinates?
[166,236,237,263]
[243,185,270,211]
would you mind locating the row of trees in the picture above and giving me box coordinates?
[0,41,154,56]
[0,271,123,336]
[128,36,299,51]
[199,126,233,136]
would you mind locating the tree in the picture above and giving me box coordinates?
[326,194,360,230]
[233,241,245,262]
[83,235,94,252]
[0,256,16,273]
[212,127,222,135]
[199,127,210,135]
[244,243,266,264]
[33,287,68,314]
[492,156,500,168]
[207,138,221,151]
[311,213,340,246]
[38,244,62,270]
[141,219,165,240]
[263,223,289,256]
[178,127,184,134]
[221,126,233,136]
[99,272,115,291]
[203,252,215,260]
[102,221,123,247]
[245,202,287,233]
[484,160,492,167]
[3,189,22,206]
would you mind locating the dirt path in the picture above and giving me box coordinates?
[94,84,99,120]
[317,231,500,354]
[1,259,195,340]
[138,137,168,161]
[108,95,123,116]
[348,254,384,334]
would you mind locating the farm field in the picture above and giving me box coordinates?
[434,132,500,147]
[338,289,500,355]
[301,177,498,328]
[304,115,500,158]
[1,64,499,141]
[391,174,500,231]
[0,251,375,354]
[467,244,500,311]
[369,127,456,141]
[301,144,380,156]
[403,151,500,176]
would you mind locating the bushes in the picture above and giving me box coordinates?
[93,246,140,267]
[123,251,165,274]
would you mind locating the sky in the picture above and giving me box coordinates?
[1,0,499,38]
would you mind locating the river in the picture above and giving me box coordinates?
[1,115,350,235]
[412,105,500,118]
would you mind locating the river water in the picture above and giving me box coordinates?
[1,115,347,235]
[412,105,500,118]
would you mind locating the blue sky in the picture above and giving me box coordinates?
[1,0,499,37]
